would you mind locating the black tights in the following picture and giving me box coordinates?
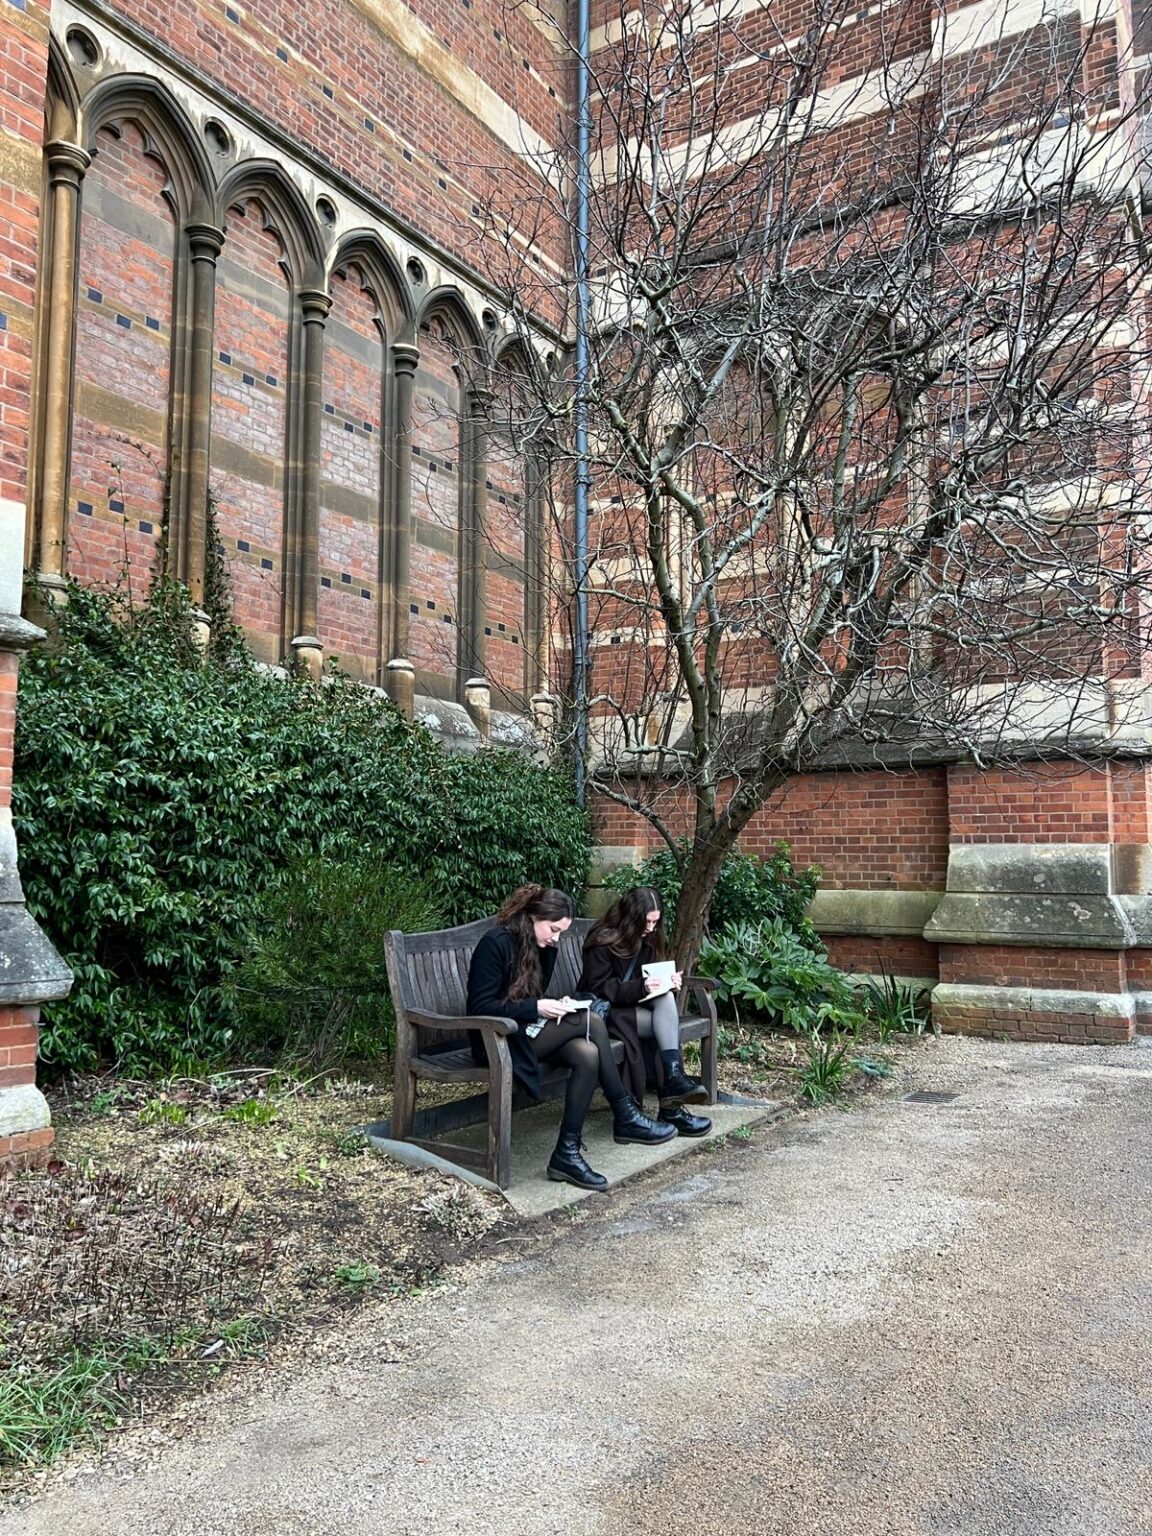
[531,1015,628,1136]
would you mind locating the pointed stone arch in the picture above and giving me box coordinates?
[82,74,215,225]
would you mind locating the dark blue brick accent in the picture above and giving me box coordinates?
[139,520,153,534]
[145,316,160,331]
[77,501,93,516]
[276,46,288,61]
[242,372,255,386]
[116,314,132,329]
[266,374,278,386]
[341,572,352,584]
[321,577,332,588]
[237,539,250,552]
[219,351,231,364]
[261,558,273,570]
[360,588,370,599]
[109,499,125,513]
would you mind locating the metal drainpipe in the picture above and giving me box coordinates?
[573,0,591,809]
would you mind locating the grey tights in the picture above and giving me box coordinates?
[634,990,680,1052]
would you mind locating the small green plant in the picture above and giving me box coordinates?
[138,1098,190,1128]
[334,1261,381,1291]
[730,1124,753,1141]
[796,1032,850,1105]
[221,1097,277,1126]
[862,972,933,1041]
[320,1126,368,1158]
[851,1054,894,1080]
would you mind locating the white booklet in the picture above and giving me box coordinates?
[642,960,676,998]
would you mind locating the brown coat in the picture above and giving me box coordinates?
[578,937,659,1100]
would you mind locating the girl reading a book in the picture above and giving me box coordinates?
[579,887,711,1139]
[466,884,674,1191]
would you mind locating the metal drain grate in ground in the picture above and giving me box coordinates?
[904,1090,960,1104]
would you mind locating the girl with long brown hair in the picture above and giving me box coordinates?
[466,884,674,1190]
[579,886,711,1138]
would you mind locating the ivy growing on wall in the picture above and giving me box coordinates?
[14,582,589,1074]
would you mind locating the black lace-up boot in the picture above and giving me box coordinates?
[658,1104,712,1138]
[547,1131,608,1190]
[611,1096,677,1145]
[658,1051,709,1108]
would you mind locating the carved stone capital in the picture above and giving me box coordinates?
[45,140,91,188]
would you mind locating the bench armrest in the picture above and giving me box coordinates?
[685,974,717,991]
[406,1007,520,1038]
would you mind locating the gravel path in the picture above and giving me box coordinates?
[6,1035,1152,1535]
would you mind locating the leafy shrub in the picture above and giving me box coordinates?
[698,918,865,1034]
[227,855,442,1066]
[14,582,588,1074]
[603,840,819,942]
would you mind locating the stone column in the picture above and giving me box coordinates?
[0,615,72,1169]
[386,342,419,670]
[175,222,224,611]
[386,657,416,719]
[463,676,491,739]
[289,288,331,678]
[31,141,90,597]
[458,386,491,697]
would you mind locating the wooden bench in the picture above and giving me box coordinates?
[383,915,718,1189]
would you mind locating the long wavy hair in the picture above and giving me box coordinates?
[585,886,667,961]
[498,884,574,999]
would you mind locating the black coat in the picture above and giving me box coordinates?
[465,925,558,1098]
[578,938,658,1100]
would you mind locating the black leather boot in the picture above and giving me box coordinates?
[611,1096,677,1145]
[547,1131,608,1191]
[658,1104,712,1138]
[658,1052,709,1108]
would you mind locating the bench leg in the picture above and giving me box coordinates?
[699,1024,719,1105]
[485,1037,514,1189]
[392,1055,417,1142]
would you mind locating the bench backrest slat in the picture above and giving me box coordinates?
[386,915,602,1058]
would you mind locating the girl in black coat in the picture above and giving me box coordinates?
[579,886,711,1138]
[466,884,674,1190]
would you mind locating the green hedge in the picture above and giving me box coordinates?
[14,584,589,1074]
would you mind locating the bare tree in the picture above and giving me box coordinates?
[476,0,1152,964]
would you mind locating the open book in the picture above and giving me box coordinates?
[641,961,676,999]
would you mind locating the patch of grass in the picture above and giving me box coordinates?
[221,1097,277,1127]
[138,1098,191,1129]
[0,1319,268,1471]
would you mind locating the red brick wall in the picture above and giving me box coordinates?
[67,122,172,590]
[938,945,1128,992]
[320,262,385,681]
[410,318,463,688]
[0,1,48,512]
[946,762,1115,844]
[210,197,291,663]
[593,768,950,891]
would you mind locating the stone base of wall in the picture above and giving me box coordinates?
[931,983,1135,1045]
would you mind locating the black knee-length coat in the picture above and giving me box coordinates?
[578,938,661,1101]
[465,925,558,1098]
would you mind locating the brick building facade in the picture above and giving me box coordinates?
[1,0,1151,1160]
